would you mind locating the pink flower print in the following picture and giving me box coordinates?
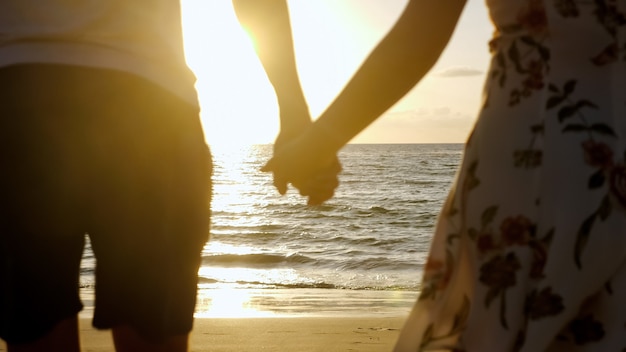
[501,215,533,246]
[582,140,614,169]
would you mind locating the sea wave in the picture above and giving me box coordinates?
[77,144,462,293]
[197,278,419,291]
[202,252,315,267]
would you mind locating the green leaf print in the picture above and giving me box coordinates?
[590,123,616,136]
[564,80,577,95]
[481,206,499,228]
[546,80,578,111]
[419,295,471,350]
[557,105,579,122]
[546,95,566,110]
[588,169,606,189]
[548,83,559,93]
[562,124,587,132]
[574,213,597,269]
[452,296,470,332]
[508,41,525,73]
[597,195,611,221]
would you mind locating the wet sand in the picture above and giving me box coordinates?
[1,288,414,351]
[79,316,404,352]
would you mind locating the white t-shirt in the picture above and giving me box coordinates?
[0,1,198,106]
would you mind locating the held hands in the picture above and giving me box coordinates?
[261,129,342,205]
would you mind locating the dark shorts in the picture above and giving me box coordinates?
[0,64,212,344]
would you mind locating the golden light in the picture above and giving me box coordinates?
[195,266,306,318]
[180,1,491,146]
[179,1,390,149]
[194,287,276,318]
[180,0,280,149]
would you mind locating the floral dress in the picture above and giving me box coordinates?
[394,1,626,351]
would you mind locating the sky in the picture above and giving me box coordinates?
[180,0,493,147]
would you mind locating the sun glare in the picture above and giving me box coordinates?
[181,0,280,149]
[179,0,388,149]
[180,1,490,146]
[194,287,276,318]
[195,265,309,318]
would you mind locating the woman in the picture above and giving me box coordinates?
[261,0,626,350]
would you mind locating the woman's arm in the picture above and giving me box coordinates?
[262,0,467,181]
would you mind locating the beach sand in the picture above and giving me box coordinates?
[1,316,405,352]
[1,288,413,351]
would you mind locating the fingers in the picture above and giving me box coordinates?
[259,160,273,173]
[261,156,342,205]
[295,165,340,205]
[274,175,289,195]
[304,185,337,205]
[261,159,288,195]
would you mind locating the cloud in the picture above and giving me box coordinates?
[434,66,484,78]
[350,108,476,144]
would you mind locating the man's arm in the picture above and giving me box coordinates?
[232,0,310,139]
[232,0,340,204]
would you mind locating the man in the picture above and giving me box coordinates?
[0,1,336,351]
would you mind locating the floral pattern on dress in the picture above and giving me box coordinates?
[394,1,626,351]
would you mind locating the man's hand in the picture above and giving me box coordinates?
[262,131,342,205]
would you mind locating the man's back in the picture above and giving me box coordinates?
[0,0,198,105]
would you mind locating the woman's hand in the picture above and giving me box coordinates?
[263,128,342,205]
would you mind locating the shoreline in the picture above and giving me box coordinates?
[1,317,407,352]
[79,316,406,351]
[2,288,414,351]
[80,287,418,319]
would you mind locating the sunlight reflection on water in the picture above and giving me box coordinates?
[194,288,277,318]
[193,288,417,318]
[79,287,417,319]
[77,144,461,320]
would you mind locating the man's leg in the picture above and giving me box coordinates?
[83,68,211,351]
[0,64,89,350]
[6,316,80,352]
[112,326,188,352]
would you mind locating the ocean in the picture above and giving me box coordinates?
[79,143,464,317]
